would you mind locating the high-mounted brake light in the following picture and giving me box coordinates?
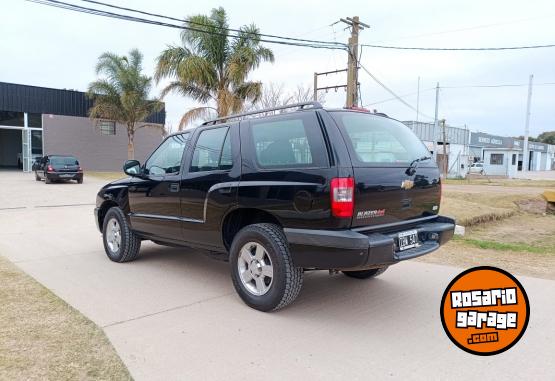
[330,177,354,218]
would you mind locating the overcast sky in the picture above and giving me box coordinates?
[2,0,554,137]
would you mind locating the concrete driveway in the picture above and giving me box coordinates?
[1,171,553,380]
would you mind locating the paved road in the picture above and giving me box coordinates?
[1,171,553,380]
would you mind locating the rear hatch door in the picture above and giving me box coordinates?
[50,156,80,172]
[329,111,441,228]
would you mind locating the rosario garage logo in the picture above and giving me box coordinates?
[440,266,529,356]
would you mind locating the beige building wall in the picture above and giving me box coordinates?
[43,114,163,171]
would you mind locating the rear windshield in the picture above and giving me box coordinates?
[50,156,79,165]
[331,112,430,166]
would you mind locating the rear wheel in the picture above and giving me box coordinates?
[45,176,51,184]
[35,173,40,181]
[230,223,303,312]
[77,178,83,184]
[342,266,388,279]
[102,207,141,262]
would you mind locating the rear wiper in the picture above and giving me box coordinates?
[405,155,431,176]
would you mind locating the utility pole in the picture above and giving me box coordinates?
[433,82,440,162]
[441,119,448,176]
[313,72,318,101]
[522,74,533,172]
[416,76,420,122]
[313,68,349,101]
[340,16,369,108]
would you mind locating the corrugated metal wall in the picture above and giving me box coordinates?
[403,121,470,145]
[0,82,165,124]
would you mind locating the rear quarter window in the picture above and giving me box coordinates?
[331,112,430,166]
[248,113,328,169]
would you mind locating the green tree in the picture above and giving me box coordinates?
[88,49,163,159]
[537,131,555,145]
[155,7,274,129]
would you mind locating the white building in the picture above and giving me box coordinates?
[403,121,471,178]
[403,122,555,178]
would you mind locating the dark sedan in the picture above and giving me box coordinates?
[35,155,84,184]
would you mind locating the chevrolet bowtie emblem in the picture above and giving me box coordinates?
[401,179,414,190]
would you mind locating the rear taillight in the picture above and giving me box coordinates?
[330,177,354,218]
[78,167,83,172]
[47,165,54,172]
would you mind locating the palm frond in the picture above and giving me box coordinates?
[154,45,190,82]
[179,106,217,130]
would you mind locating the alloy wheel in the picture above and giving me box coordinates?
[237,242,274,296]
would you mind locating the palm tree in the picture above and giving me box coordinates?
[88,49,163,159]
[155,7,274,129]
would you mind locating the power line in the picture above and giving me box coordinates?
[78,0,346,47]
[441,82,555,88]
[363,88,435,107]
[358,63,434,120]
[366,14,555,45]
[26,0,347,51]
[362,43,555,51]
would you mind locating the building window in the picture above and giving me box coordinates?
[490,153,504,165]
[99,121,116,135]
[512,154,517,165]
[31,131,43,155]
[28,113,42,128]
[0,110,24,127]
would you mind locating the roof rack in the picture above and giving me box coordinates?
[202,101,322,126]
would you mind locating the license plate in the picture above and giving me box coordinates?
[398,229,419,251]
[59,174,73,178]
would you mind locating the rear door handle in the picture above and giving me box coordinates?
[218,187,232,194]
[169,183,180,192]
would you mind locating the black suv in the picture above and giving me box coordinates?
[94,102,455,311]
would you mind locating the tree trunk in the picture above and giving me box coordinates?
[127,125,135,160]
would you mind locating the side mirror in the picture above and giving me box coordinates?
[123,160,142,177]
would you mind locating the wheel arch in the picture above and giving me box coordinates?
[97,200,119,233]
[221,208,282,250]
[97,186,130,233]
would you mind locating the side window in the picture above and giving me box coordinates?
[249,113,328,168]
[190,127,232,172]
[145,133,190,176]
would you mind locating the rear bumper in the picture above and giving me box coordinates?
[46,172,83,181]
[285,215,455,270]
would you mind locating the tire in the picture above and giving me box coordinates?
[342,266,389,279]
[45,176,51,184]
[35,173,40,181]
[230,223,303,312]
[102,207,141,263]
[77,178,83,184]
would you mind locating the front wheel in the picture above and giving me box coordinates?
[102,207,141,262]
[342,266,388,279]
[230,223,303,312]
